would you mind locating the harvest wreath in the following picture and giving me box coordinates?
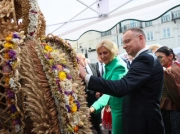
[0,0,92,133]
[0,33,92,134]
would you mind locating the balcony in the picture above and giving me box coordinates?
[120,22,143,33]
[145,21,153,27]
[101,30,111,37]
[161,14,171,23]
[172,10,180,20]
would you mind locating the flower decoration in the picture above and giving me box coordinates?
[27,0,39,39]
[13,33,20,39]
[4,42,14,49]
[0,32,23,132]
[36,38,89,133]
[6,36,12,42]
[5,77,10,84]
[58,71,67,81]
[56,65,63,71]
[44,45,53,52]
[4,53,10,59]
[2,64,12,74]
[8,50,16,59]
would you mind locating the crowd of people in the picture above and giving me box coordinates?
[77,28,180,134]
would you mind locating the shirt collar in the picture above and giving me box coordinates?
[134,47,148,59]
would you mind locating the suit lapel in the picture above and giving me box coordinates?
[89,64,97,76]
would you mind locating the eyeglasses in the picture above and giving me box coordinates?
[122,34,141,45]
[157,55,165,60]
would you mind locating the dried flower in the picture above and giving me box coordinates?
[8,50,16,59]
[2,65,12,73]
[67,74,72,79]
[44,45,53,52]
[7,89,15,99]
[74,100,80,109]
[65,105,71,113]
[58,71,67,81]
[71,103,78,112]
[4,53,10,59]
[13,33,20,39]
[6,36,12,42]
[5,77,10,84]
[10,105,17,113]
[4,42,13,49]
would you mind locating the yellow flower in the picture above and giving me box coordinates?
[58,71,67,81]
[71,103,78,112]
[49,59,54,65]
[11,111,19,119]
[4,42,13,49]
[44,45,53,52]
[6,36,12,42]
[5,77,10,84]
[12,61,17,69]
[61,59,67,64]
[4,53,10,59]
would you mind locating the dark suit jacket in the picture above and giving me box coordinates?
[95,62,101,77]
[88,50,165,134]
[86,63,99,107]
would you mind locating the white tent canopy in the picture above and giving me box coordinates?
[38,0,180,40]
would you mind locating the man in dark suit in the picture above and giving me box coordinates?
[79,28,165,134]
[77,53,102,134]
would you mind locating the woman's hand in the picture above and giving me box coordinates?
[89,106,95,114]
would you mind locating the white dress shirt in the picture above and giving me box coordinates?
[98,62,105,77]
[85,64,93,75]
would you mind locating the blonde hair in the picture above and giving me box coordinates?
[149,44,161,53]
[96,40,118,60]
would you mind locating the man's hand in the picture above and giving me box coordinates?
[79,64,87,79]
[95,92,101,98]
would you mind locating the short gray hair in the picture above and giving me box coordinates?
[123,28,146,40]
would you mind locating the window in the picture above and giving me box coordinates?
[145,21,152,27]
[172,10,180,19]
[163,28,170,38]
[130,21,142,28]
[161,14,170,23]
[101,30,111,37]
[147,32,153,41]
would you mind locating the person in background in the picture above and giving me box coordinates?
[124,54,133,69]
[95,57,104,99]
[148,44,161,53]
[89,40,128,134]
[76,53,102,134]
[155,46,180,134]
[176,53,180,64]
[96,56,105,77]
[79,28,165,134]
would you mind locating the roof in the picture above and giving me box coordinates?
[38,0,180,40]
